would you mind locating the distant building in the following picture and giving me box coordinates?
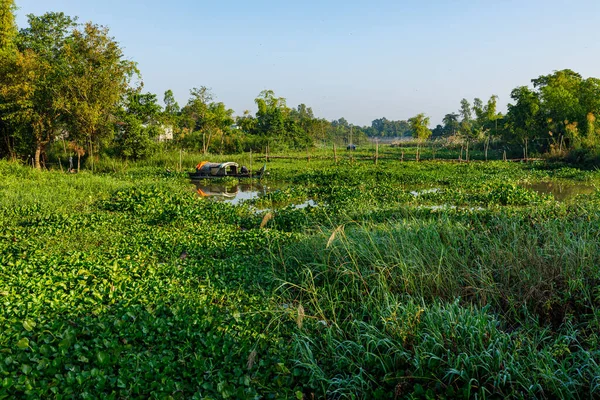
[157,125,174,142]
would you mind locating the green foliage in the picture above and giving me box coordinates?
[408,113,432,140]
[114,114,156,160]
[0,0,17,49]
[1,158,600,398]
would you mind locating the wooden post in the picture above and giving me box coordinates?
[58,157,63,173]
[333,143,338,163]
[485,136,490,161]
[525,138,528,161]
[416,143,420,162]
[179,149,183,172]
[466,141,469,162]
[249,149,253,179]
[503,150,507,162]
[307,145,310,163]
[375,140,379,165]
[459,146,463,161]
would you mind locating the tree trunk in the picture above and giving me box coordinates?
[34,142,42,170]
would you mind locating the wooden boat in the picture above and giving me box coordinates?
[188,161,266,180]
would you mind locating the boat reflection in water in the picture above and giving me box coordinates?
[193,182,271,205]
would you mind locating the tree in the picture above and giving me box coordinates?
[113,91,161,159]
[14,12,77,169]
[115,113,155,160]
[61,22,139,167]
[125,91,161,124]
[458,98,473,139]
[442,113,460,136]
[532,69,583,148]
[408,113,432,140]
[205,101,234,154]
[408,113,431,161]
[0,0,20,159]
[162,89,180,129]
[255,90,288,139]
[504,86,541,149]
[180,86,212,137]
[0,0,17,49]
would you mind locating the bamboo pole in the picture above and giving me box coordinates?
[375,140,379,165]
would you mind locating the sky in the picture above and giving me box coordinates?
[13,0,600,126]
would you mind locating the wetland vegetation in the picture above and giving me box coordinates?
[2,1,600,398]
[2,152,600,398]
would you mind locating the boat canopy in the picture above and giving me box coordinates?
[196,162,239,176]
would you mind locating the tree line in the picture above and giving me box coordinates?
[1,1,600,168]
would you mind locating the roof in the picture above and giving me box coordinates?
[197,161,239,172]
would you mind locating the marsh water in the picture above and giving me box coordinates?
[191,180,317,208]
[522,181,597,201]
[192,181,281,205]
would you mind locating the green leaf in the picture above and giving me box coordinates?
[16,338,29,349]
[22,320,36,332]
[96,351,109,365]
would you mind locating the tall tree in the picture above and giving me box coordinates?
[0,0,19,159]
[61,22,139,166]
[204,101,234,154]
[15,12,77,169]
[163,89,179,119]
[459,98,473,139]
[532,69,583,147]
[180,86,212,136]
[254,90,288,142]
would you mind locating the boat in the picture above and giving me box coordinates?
[188,161,266,180]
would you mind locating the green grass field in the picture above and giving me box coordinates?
[1,153,600,399]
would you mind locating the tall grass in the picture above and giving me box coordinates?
[271,212,600,397]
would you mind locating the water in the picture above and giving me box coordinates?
[522,182,597,201]
[410,188,440,196]
[192,181,316,209]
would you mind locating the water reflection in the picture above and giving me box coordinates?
[522,182,597,201]
[193,182,273,205]
[192,181,318,209]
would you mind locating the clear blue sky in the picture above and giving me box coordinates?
[13,0,600,126]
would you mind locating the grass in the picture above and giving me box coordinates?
[1,155,600,398]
